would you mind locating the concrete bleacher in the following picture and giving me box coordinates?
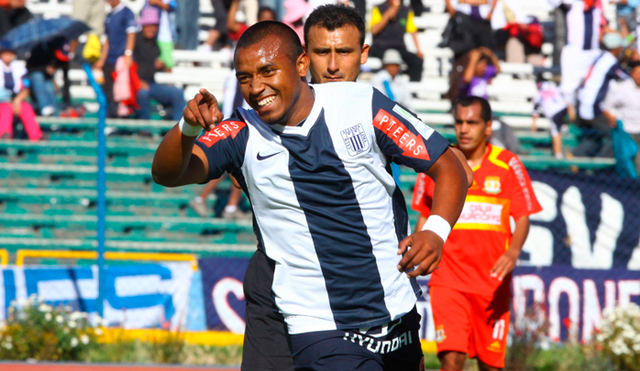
[5,1,617,261]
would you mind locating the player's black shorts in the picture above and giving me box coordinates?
[242,249,294,371]
[289,307,425,371]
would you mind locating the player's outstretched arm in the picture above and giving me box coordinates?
[152,89,224,187]
[397,148,468,278]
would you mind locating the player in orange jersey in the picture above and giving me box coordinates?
[411,96,541,371]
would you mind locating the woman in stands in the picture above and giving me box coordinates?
[0,41,42,141]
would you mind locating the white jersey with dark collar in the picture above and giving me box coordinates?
[194,82,450,334]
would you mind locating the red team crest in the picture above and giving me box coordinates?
[197,121,246,147]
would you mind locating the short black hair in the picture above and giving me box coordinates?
[234,21,304,64]
[629,61,640,70]
[454,96,492,123]
[303,4,365,48]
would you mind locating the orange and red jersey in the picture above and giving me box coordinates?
[411,144,542,297]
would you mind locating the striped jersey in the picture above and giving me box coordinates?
[194,82,450,334]
[578,51,628,120]
[566,0,601,51]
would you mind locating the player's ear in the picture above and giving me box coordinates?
[297,52,310,77]
[360,44,370,65]
[485,120,493,137]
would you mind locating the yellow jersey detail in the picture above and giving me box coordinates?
[487,145,509,170]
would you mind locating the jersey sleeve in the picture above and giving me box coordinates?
[193,111,249,182]
[505,154,542,220]
[125,9,138,34]
[410,173,434,217]
[371,88,450,173]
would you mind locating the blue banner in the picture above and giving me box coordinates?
[523,170,640,269]
[199,257,249,333]
[0,263,193,330]
[199,171,640,342]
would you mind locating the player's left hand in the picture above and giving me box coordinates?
[397,231,444,278]
[490,249,519,281]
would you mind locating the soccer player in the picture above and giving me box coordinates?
[153,21,469,370]
[411,96,542,371]
[239,6,473,370]
[240,6,373,370]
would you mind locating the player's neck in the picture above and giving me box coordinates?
[283,84,315,127]
[463,141,489,169]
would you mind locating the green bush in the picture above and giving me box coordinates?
[0,295,102,361]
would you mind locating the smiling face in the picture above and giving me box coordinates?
[454,102,491,153]
[234,37,311,126]
[305,24,368,83]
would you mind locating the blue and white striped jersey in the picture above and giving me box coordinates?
[194,82,450,334]
[566,0,601,51]
[578,52,629,120]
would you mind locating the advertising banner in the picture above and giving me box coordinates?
[0,263,193,330]
[200,171,640,342]
[199,257,249,333]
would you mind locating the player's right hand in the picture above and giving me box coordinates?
[184,88,224,131]
[397,230,444,278]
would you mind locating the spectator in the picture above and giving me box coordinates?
[443,0,498,58]
[532,79,568,159]
[94,0,138,118]
[71,0,105,36]
[614,0,639,37]
[143,0,177,68]
[26,38,70,117]
[0,42,41,141]
[548,0,572,66]
[573,32,629,157]
[227,0,276,41]
[176,0,200,50]
[134,8,186,122]
[370,0,424,82]
[448,47,499,105]
[70,0,105,65]
[0,0,33,39]
[491,0,527,63]
[602,61,640,172]
[203,0,234,51]
[559,0,603,108]
[371,49,412,109]
[283,0,311,43]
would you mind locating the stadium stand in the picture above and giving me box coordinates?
[0,0,617,267]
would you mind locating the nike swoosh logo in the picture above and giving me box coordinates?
[257,151,282,161]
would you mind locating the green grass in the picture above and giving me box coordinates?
[85,341,242,366]
[71,342,623,370]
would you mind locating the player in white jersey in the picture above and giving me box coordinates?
[153,21,468,370]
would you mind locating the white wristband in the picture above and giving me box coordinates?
[421,215,452,243]
[179,118,202,137]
